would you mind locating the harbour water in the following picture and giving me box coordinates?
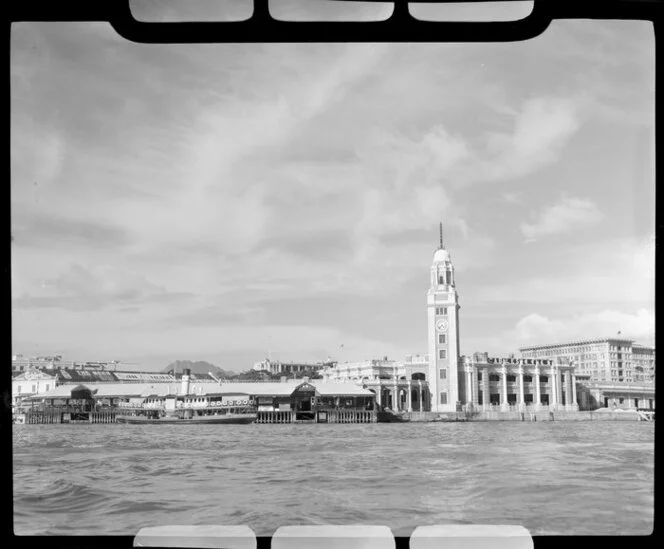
[13,422,654,536]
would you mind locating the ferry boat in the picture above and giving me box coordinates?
[115,392,257,425]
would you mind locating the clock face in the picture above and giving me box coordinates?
[436,319,449,332]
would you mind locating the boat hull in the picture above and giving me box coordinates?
[376,411,411,423]
[116,414,256,425]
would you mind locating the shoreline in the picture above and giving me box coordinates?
[403,409,654,422]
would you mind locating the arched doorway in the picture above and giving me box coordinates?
[412,373,426,381]
[290,382,318,420]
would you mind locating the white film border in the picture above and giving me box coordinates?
[133,524,533,549]
[133,525,256,548]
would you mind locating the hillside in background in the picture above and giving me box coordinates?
[162,360,236,378]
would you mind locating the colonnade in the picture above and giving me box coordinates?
[463,362,578,411]
[367,379,430,412]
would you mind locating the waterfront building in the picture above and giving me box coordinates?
[427,223,461,412]
[582,380,655,411]
[11,369,58,405]
[320,357,431,412]
[403,354,430,380]
[11,354,74,373]
[10,367,219,408]
[459,352,578,411]
[252,358,334,377]
[322,357,401,381]
[22,377,377,423]
[519,338,655,383]
[11,354,129,374]
[632,344,656,382]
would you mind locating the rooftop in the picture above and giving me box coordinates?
[519,337,638,351]
[25,380,375,400]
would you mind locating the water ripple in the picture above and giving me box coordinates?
[13,422,654,536]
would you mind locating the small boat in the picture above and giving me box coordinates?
[376,408,411,423]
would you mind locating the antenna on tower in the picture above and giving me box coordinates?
[439,222,444,249]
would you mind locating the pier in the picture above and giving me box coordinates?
[20,409,118,424]
[255,410,376,424]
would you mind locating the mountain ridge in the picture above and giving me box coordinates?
[161,360,237,378]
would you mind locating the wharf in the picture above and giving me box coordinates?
[255,409,376,424]
[401,410,654,422]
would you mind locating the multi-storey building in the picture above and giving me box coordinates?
[11,354,75,373]
[519,339,655,383]
[11,354,126,374]
[252,359,334,377]
[459,353,578,410]
[632,344,656,382]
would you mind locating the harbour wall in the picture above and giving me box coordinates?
[403,410,652,422]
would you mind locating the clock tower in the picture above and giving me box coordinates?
[427,223,461,412]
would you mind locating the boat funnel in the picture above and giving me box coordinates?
[181,369,191,395]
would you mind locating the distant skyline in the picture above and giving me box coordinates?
[11,3,655,371]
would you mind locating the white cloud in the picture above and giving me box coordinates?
[480,97,580,182]
[520,194,603,241]
[462,308,654,356]
[513,308,654,348]
[473,235,654,308]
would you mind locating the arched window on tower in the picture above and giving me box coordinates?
[438,274,444,285]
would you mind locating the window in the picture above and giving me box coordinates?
[439,369,447,380]
[523,375,532,382]
[489,374,500,382]
[507,375,516,382]
[477,372,482,381]
[17,385,21,394]
[32,384,36,393]
[438,334,446,344]
[439,350,446,359]
[438,276,444,284]
[435,307,448,316]
[439,392,447,405]
[540,375,548,382]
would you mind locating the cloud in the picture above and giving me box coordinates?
[462,308,654,356]
[471,236,654,310]
[513,309,654,348]
[11,212,130,250]
[12,263,191,311]
[502,191,523,204]
[520,195,603,242]
[480,97,580,182]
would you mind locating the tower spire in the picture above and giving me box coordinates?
[439,222,444,250]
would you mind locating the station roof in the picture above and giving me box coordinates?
[25,368,219,384]
[26,380,373,400]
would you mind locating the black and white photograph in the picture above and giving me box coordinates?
[10,0,655,542]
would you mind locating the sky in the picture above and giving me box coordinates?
[11,1,655,371]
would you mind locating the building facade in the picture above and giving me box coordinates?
[320,358,431,413]
[427,224,461,412]
[520,338,655,383]
[11,354,125,374]
[252,358,334,377]
[460,353,578,411]
[583,381,655,411]
[11,369,58,405]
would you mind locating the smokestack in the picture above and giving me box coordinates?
[181,369,191,395]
